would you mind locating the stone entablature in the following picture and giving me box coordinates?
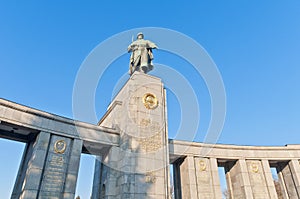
[169,140,300,160]
[0,98,119,148]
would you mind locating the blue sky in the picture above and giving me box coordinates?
[1,1,300,198]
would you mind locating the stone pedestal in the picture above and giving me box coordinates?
[97,72,170,198]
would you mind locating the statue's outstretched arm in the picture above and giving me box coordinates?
[147,41,158,49]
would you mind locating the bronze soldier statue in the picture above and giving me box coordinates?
[127,33,158,75]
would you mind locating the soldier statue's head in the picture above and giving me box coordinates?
[137,32,144,40]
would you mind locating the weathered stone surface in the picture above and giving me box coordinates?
[0,98,119,147]
[96,72,170,198]
[11,132,50,199]
[1,70,300,198]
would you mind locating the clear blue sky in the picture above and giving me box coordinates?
[1,1,300,198]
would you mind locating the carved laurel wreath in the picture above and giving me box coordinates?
[199,160,207,171]
[54,140,67,154]
[142,93,158,109]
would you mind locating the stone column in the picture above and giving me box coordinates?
[277,160,300,198]
[11,132,83,199]
[173,158,184,199]
[11,131,50,199]
[225,161,234,199]
[261,159,278,199]
[91,157,103,199]
[39,135,82,199]
[180,156,198,199]
[276,164,289,199]
[193,157,222,198]
[288,159,300,194]
[103,146,121,199]
[210,158,223,198]
[225,159,253,198]
[246,160,271,198]
[62,138,83,198]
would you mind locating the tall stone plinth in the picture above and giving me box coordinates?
[97,72,170,198]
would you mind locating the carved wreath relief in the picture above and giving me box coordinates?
[143,93,158,109]
[251,162,259,173]
[54,140,67,154]
[199,160,207,171]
